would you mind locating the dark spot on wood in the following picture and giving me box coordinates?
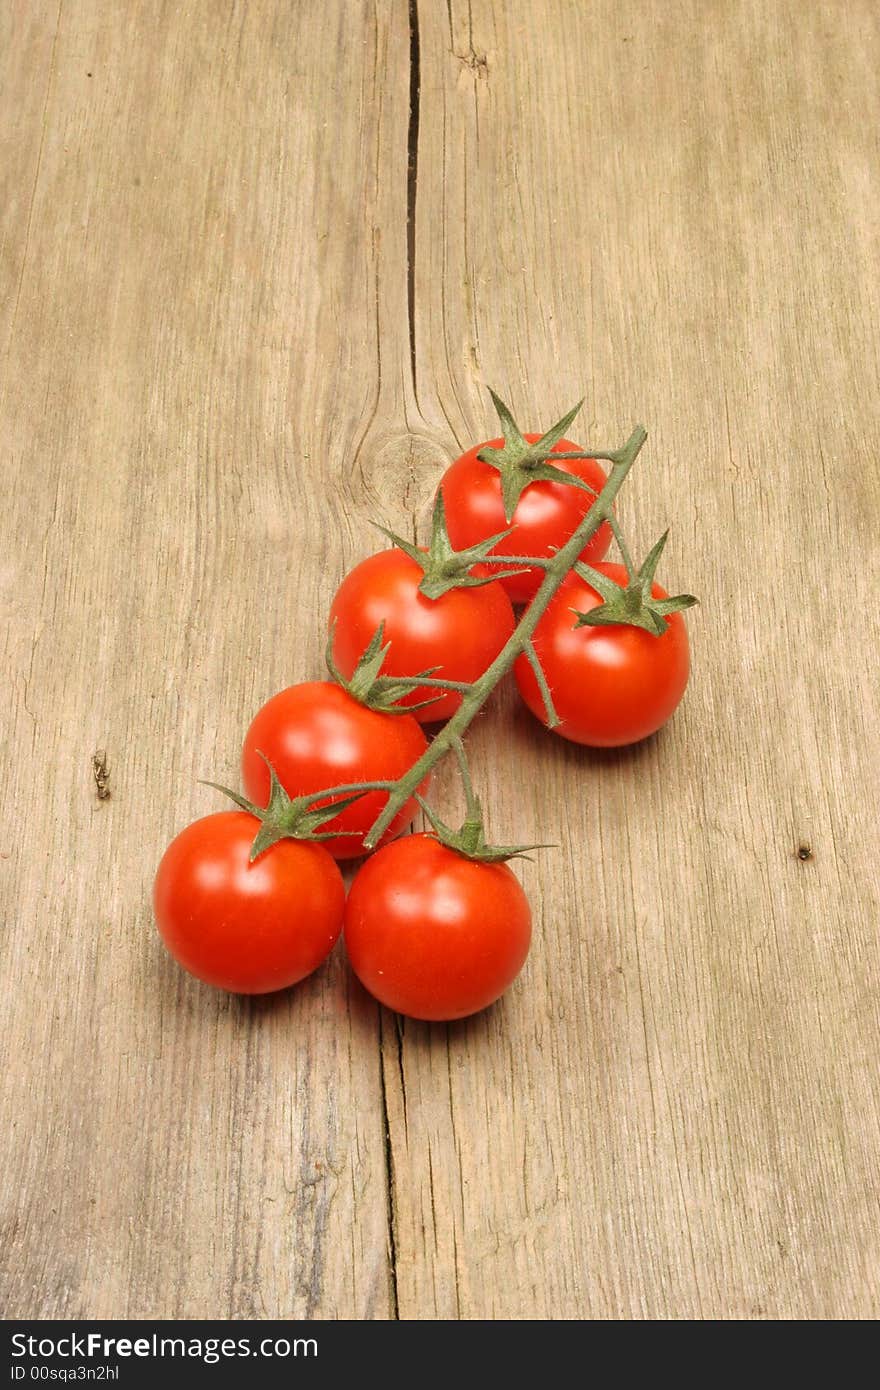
[797,844,812,861]
[92,749,111,801]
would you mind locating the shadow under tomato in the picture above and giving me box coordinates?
[509,692,668,773]
[339,951,515,1038]
[570,726,667,769]
[373,991,512,1044]
[204,949,343,1022]
[344,965,385,1028]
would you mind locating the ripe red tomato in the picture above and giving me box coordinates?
[328,549,515,722]
[153,811,345,993]
[440,434,612,603]
[344,834,532,1021]
[514,564,690,746]
[241,681,428,859]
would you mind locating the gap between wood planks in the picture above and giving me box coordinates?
[407,0,421,402]
[376,0,422,1321]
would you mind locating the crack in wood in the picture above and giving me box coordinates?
[379,1010,401,1319]
[407,0,421,401]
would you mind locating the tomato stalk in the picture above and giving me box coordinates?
[288,423,645,856]
[359,424,647,846]
[522,639,560,728]
[476,554,553,569]
[574,531,698,636]
[374,491,526,599]
[372,675,474,693]
[324,617,485,721]
[203,758,402,858]
[607,513,636,580]
[217,423,660,860]
[412,738,555,862]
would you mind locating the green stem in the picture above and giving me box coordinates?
[452,737,477,811]
[381,675,474,693]
[359,425,648,847]
[296,780,395,801]
[524,639,559,728]
[477,554,553,569]
[533,450,617,462]
[451,738,484,854]
[608,513,636,580]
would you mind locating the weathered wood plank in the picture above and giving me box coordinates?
[382,0,880,1319]
[2,0,879,1322]
[0,0,409,1319]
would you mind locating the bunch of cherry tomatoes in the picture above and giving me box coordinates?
[153,394,695,1021]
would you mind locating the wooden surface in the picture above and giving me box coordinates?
[2,0,879,1321]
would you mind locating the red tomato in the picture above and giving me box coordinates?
[514,564,690,746]
[440,434,612,603]
[241,681,428,859]
[153,811,345,993]
[344,834,532,1021]
[328,549,515,722]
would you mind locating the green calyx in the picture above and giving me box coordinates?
[413,739,554,864]
[326,621,464,714]
[202,759,370,861]
[574,532,698,637]
[476,388,598,523]
[374,491,523,600]
[415,795,553,864]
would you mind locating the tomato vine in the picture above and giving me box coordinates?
[225,411,694,862]
[158,389,699,1010]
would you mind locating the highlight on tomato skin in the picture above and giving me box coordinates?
[343,834,532,1022]
[328,548,516,723]
[514,564,691,747]
[153,811,346,994]
[440,434,612,604]
[241,681,429,859]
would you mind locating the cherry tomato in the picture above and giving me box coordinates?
[514,564,690,746]
[440,433,612,603]
[344,834,532,1021]
[154,811,345,993]
[328,549,515,722]
[241,681,428,859]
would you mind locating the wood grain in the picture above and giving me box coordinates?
[2,0,879,1320]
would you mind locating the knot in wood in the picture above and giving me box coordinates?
[363,433,451,530]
